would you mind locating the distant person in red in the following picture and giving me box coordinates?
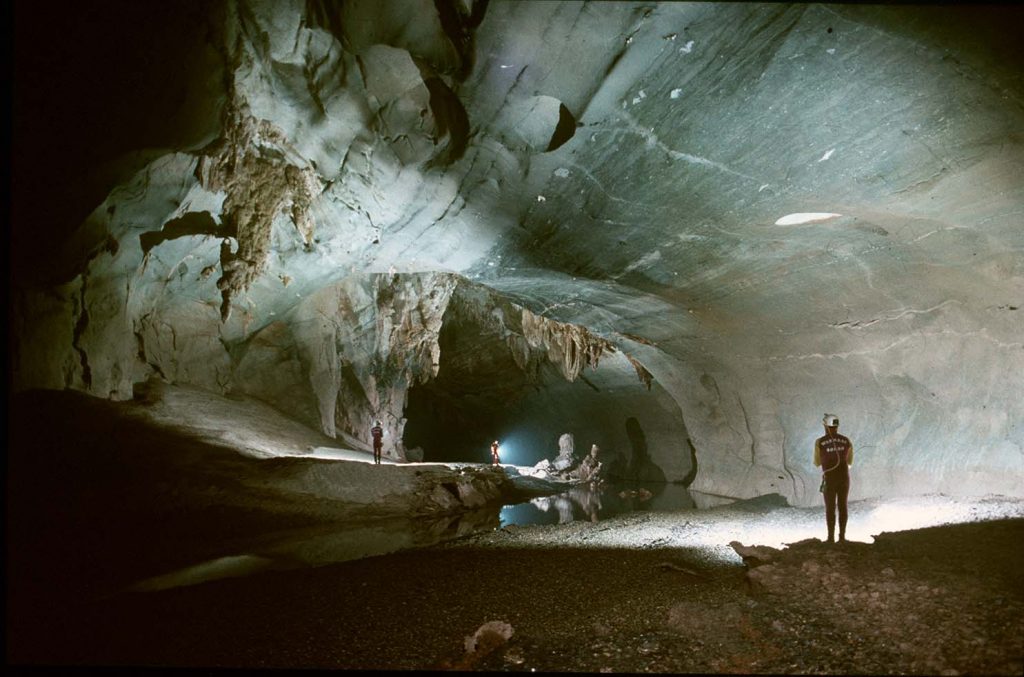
[814,413,854,543]
[490,440,501,465]
[371,420,384,465]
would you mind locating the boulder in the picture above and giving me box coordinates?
[730,541,783,567]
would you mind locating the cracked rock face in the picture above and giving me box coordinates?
[11,1,1024,506]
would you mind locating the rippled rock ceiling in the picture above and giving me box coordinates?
[11,1,1024,507]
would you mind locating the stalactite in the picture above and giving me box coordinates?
[519,307,617,382]
[196,100,323,322]
[626,354,653,391]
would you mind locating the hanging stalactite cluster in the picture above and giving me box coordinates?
[519,307,617,383]
[196,99,323,322]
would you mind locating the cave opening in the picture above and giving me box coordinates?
[545,103,577,152]
[403,282,696,482]
[402,288,537,463]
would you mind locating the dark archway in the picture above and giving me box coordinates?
[403,281,692,475]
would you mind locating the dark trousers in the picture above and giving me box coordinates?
[823,472,850,541]
[373,443,382,464]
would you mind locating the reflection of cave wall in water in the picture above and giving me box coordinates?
[404,281,695,481]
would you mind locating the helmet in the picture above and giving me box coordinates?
[823,414,839,427]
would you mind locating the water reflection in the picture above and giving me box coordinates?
[130,482,694,592]
[501,481,694,527]
[129,507,501,593]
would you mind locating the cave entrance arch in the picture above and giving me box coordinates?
[403,281,697,484]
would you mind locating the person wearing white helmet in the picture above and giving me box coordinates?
[814,413,854,543]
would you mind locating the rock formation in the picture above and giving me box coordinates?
[552,433,577,471]
[530,438,605,485]
[11,1,1024,506]
[572,445,604,484]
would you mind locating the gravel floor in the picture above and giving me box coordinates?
[9,494,1023,674]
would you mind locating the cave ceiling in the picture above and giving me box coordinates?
[10,1,1024,504]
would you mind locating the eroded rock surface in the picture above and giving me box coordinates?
[11,1,1024,505]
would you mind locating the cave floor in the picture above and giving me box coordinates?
[8,499,1023,674]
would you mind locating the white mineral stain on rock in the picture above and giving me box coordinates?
[670,88,683,99]
[774,212,842,226]
[758,184,770,192]
[620,250,662,275]
[536,195,546,202]
[818,148,836,162]
[827,48,836,55]
[680,40,695,53]
[554,167,570,178]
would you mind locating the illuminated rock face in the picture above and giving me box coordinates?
[11,1,1024,506]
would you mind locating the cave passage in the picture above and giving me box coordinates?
[401,329,548,465]
[403,284,695,482]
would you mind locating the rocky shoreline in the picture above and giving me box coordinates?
[8,387,1023,674]
[431,508,1024,675]
[9,497,1022,674]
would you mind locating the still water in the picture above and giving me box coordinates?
[500,481,695,527]
[131,481,695,593]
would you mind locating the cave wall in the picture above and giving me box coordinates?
[235,272,458,458]
[10,0,1024,507]
[619,301,1024,509]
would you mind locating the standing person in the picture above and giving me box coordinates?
[814,413,854,543]
[371,420,384,465]
[490,440,501,465]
